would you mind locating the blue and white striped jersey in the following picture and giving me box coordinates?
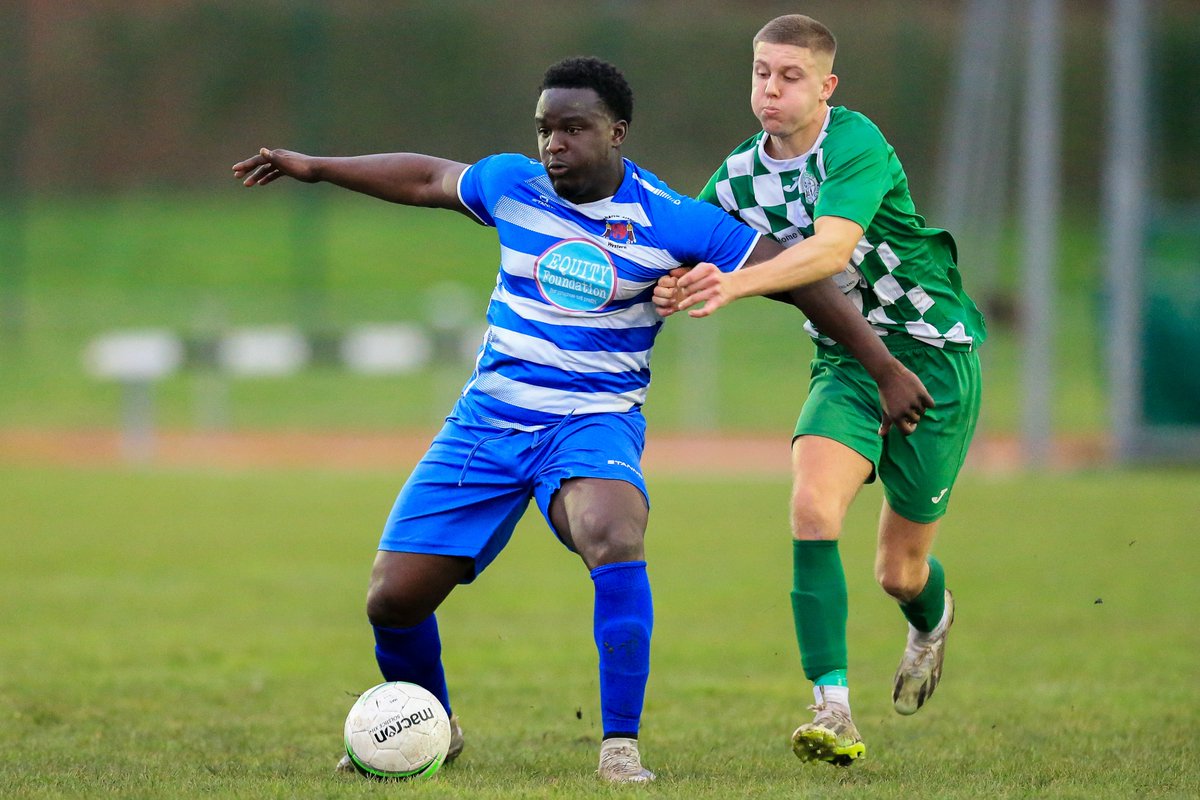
[456,154,760,428]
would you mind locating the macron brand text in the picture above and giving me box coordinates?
[369,706,436,743]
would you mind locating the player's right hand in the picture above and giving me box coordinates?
[232,148,319,186]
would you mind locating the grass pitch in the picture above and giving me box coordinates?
[2,463,1197,798]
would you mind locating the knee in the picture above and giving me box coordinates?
[875,560,925,603]
[365,580,426,629]
[790,484,843,541]
[572,508,645,569]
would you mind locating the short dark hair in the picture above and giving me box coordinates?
[540,57,634,124]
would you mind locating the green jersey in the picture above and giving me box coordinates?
[699,105,986,351]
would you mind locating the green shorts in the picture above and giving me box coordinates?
[794,338,982,524]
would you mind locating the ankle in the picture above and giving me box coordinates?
[814,684,850,711]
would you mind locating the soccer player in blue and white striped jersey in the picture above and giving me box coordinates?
[234,56,931,783]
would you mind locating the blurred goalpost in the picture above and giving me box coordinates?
[939,0,1197,466]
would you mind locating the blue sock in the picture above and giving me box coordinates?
[372,615,452,717]
[591,560,653,739]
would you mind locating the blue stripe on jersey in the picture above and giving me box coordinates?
[487,298,660,355]
[475,347,649,393]
[456,153,758,427]
[466,371,648,425]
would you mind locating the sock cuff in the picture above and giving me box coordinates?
[793,539,839,552]
[792,538,844,582]
[814,668,848,687]
[590,560,647,580]
[372,616,437,637]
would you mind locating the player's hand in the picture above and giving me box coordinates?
[232,148,319,186]
[674,262,737,318]
[653,267,691,318]
[876,361,935,437]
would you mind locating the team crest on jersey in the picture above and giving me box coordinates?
[534,238,617,312]
[603,217,637,246]
[801,171,820,205]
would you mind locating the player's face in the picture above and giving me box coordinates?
[535,87,627,204]
[751,42,837,157]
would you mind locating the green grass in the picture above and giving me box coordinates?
[2,463,1198,798]
[0,194,1109,435]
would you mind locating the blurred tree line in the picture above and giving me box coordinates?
[3,0,1197,207]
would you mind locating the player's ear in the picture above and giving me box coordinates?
[611,120,628,147]
[821,73,839,102]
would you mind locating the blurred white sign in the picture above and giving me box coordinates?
[84,330,184,381]
[340,323,432,375]
[217,326,310,376]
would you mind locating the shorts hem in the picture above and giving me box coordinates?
[881,501,949,525]
[376,542,478,559]
[791,431,880,484]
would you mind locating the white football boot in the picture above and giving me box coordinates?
[597,737,656,783]
[893,589,955,715]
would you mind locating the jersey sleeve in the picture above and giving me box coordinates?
[457,153,533,227]
[814,126,892,230]
[696,170,722,207]
[665,196,760,273]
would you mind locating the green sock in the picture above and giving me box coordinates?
[790,539,848,681]
[900,555,946,632]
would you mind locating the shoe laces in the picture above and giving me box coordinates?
[599,741,647,777]
[806,702,856,735]
[902,629,942,671]
[600,745,640,769]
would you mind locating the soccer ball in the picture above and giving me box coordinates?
[343,681,452,780]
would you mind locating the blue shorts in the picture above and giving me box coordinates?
[378,400,649,582]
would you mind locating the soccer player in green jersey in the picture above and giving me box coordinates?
[655,14,986,766]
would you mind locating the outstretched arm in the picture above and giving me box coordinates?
[233,148,469,214]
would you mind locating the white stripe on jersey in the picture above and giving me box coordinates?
[487,325,649,373]
[492,285,662,330]
[493,199,680,271]
[471,370,647,415]
[524,171,658,225]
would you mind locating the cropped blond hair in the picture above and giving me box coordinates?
[753,14,837,61]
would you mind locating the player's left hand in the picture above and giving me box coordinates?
[876,362,935,437]
[673,262,738,318]
[653,267,691,318]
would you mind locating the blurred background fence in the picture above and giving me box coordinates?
[1,0,1197,465]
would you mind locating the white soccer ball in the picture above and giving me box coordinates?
[343,681,451,780]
